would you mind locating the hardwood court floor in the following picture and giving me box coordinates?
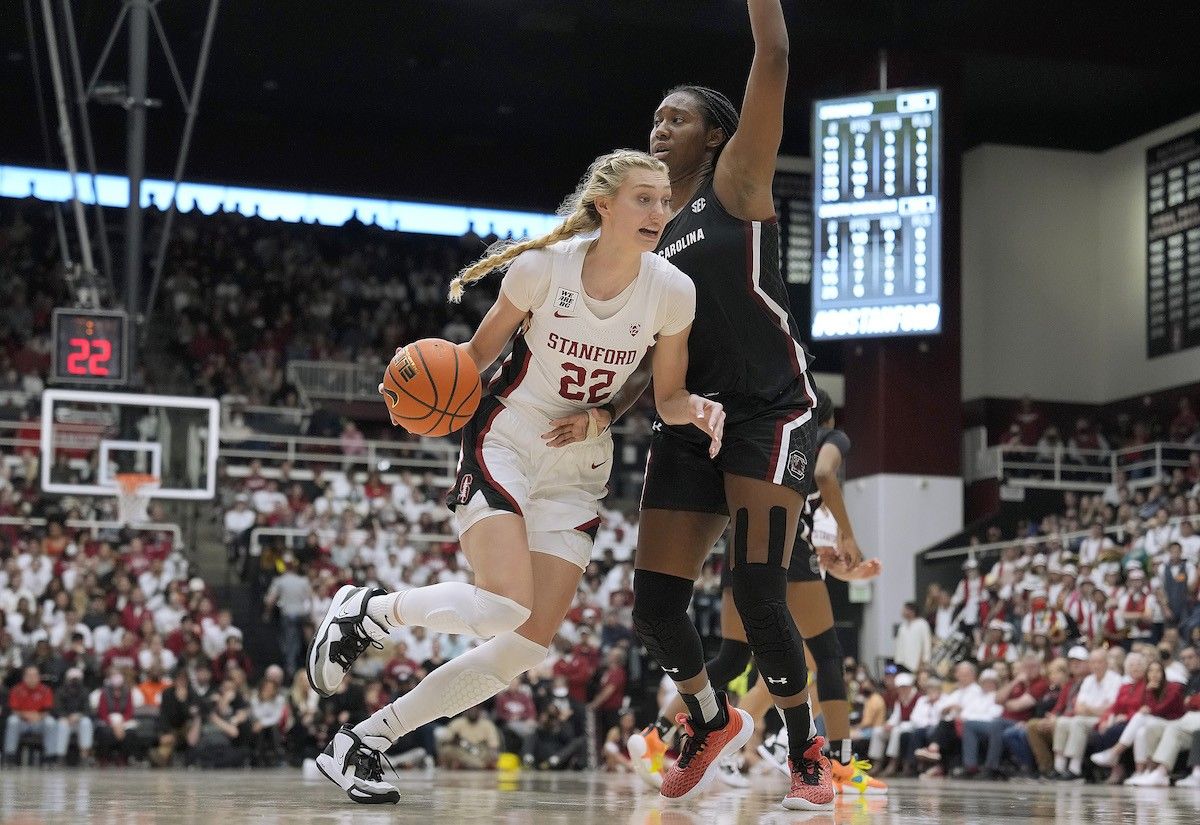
[3,768,1199,824]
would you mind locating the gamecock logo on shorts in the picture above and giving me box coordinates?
[809,553,822,575]
[458,474,473,504]
[787,450,808,481]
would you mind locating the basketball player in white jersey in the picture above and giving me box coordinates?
[304,149,727,804]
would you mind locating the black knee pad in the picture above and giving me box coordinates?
[706,639,753,689]
[632,569,705,682]
[806,626,847,702]
[728,562,807,697]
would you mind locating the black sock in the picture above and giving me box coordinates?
[653,716,674,738]
[681,689,728,729]
[781,703,813,764]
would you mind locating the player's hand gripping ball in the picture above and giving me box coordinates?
[379,338,481,437]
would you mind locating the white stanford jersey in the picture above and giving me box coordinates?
[489,237,694,421]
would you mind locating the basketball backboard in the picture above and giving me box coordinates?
[40,389,220,500]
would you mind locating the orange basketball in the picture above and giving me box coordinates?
[379,338,481,437]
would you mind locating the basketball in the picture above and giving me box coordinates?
[380,338,481,437]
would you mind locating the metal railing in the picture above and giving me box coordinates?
[219,429,460,484]
[247,526,456,557]
[0,515,184,551]
[965,438,1197,491]
[925,513,1199,563]
[286,360,386,402]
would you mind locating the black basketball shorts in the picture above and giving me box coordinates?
[640,378,817,516]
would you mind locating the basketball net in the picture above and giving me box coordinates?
[114,473,159,526]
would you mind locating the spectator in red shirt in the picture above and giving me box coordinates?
[121,588,151,633]
[212,633,254,682]
[1091,659,1185,781]
[1012,396,1046,446]
[382,642,420,686]
[587,646,628,737]
[977,654,1049,778]
[4,665,55,764]
[493,679,538,752]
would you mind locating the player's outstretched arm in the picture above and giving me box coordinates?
[714,0,788,220]
[651,326,725,457]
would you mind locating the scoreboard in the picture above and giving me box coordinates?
[51,308,129,385]
[1147,127,1200,358]
[811,88,942,340]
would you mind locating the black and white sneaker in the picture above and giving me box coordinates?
[307,585,391,697]
[316,725,400,805]
[757,730,790,777]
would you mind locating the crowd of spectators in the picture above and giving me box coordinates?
[885,458,1200,786]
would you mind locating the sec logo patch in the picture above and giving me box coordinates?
[691,197,707,214]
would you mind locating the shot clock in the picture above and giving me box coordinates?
[51,308,129,385]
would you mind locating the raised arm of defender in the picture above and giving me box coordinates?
[714,0,789,220]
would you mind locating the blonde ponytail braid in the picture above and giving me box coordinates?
[448,148,668,303]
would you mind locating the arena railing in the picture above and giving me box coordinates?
[965,438,1196,491]
[247,526,457,557]
[286,360,385,402]
[924,513,1200,563]
[0,515,185,551]
[219,430,460,478]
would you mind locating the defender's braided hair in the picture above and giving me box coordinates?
[666,84,740,157]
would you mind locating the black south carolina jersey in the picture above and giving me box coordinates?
[655,176,811,403]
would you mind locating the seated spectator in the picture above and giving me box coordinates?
[284,670,321,766]
[971,653,1050,780]
[93,669,142,763]
[1092,658,1184,782]
[438,705,499,770]
[50,667,92,766]
[1083,651,1149,783]
[602,709,639,772]
[493,678,537,754]
[212,632,253,682]
[194,678,249,768]
[249,674,287,766]
[953,668,1004,778]
[850,675,888,756]
[523,691,587,770]
[1047,648,1122,781]
[869,671,919,773]
[138,634,178,676]
[4,665,54,765]
[912,662,985,778]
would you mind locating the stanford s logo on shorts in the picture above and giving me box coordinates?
[458,474,473,504]
[787,450,808,481]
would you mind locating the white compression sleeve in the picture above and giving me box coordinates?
[352,632,548,748]
[368,583,531,638]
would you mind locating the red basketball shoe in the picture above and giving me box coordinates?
[659,694,751,801]
[783,735,835,810]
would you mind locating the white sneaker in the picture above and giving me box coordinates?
[1126,768,1169,787]
[1176,771,1200,788]
[717,754,750,788]
[757,731,790,778]
[315,725,400,805]
[1090,748,1118,767]
[627,733,663,790]
[307,585,390,696]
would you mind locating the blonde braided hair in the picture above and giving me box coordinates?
[448,149,668,302]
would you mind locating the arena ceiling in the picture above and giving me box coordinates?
[4,0,1199,210]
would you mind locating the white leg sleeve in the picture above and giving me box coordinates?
[353,631,548,748]
[372,583,531,638]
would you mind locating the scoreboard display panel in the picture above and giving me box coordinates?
[51,308,129,385]
[1146,127,1200,358]
[811,88,942,340]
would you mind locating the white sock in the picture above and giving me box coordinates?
[837,738,853,765]
[1192,766,1200,777]
[1068,757,1082,775]
[693,683,721,725]
[1054,755,1066,772]
[353,631,547,748]
[367,583,529,638]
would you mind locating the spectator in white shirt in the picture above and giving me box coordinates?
[48,610,92,650]
[16,546,53,598]
[1051,648,1123,778]
[1079,523,1116,566]
[92,612,125,658]
[153,590,188,636]
[1175,520,1200,565]
[202,609,242,659]
[137,558,173,606]
[138,634,178,675]
[1142,510,1173,558]
[894,601,933,674]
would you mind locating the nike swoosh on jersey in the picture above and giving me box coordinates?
[591,460,608,469]
[553,311,574,318]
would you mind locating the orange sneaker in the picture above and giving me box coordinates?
[831,757,889,796]
[783,735,835,810]
[659,695,752,801]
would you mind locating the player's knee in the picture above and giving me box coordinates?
[461,588,532,637]
[806,626,846,702]
[728,562,806,697]
[632,569,702,679]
